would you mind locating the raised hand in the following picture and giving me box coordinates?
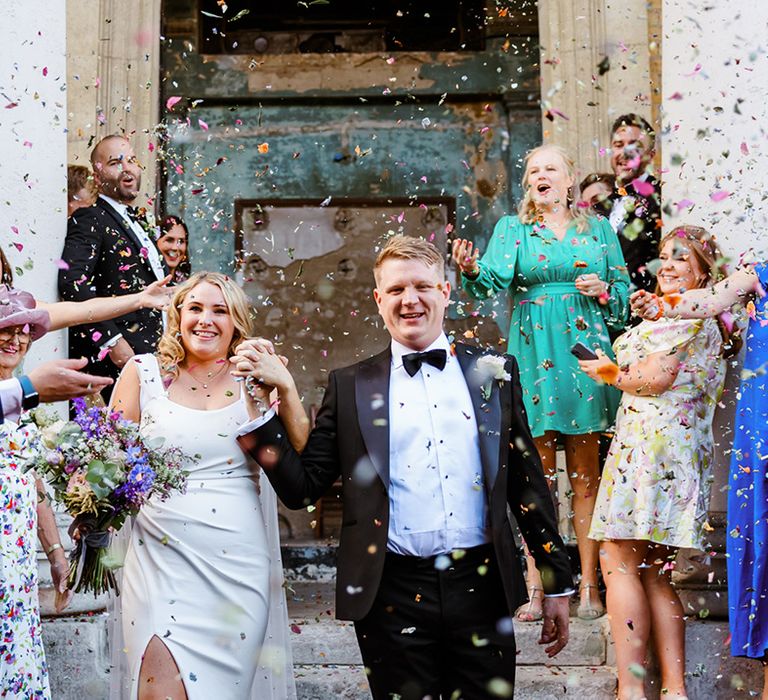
[138,276,173,310]
[451,238,481,276]
[629,289,658,319]
[231,339,293,393]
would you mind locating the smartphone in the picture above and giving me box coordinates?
[570,342,598,361]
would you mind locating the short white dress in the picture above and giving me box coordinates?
[589,318,725,549]
[115,354,294,699]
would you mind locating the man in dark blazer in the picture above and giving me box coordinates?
[59,135,167,398]
[237,236,573,700]
[608,113,661,292]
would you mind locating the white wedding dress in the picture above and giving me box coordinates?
[110,354,295,699]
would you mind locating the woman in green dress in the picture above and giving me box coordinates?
[452,144,629,621]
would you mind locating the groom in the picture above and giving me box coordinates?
[237,235,573,699]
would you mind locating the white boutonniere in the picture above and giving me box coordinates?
[476,354,511,401]
[140,209,160,241]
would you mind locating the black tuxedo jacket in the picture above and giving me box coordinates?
[239,342,573,621]
[58,198,165,378]
[610,175,661,291]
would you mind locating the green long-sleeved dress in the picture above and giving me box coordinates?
[462,215,630,437]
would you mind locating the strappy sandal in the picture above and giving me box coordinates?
[577,583,605,620]
[515,586,544,622]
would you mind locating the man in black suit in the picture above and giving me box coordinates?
[236,236,573,699]
[59,135,167,397]
[609,113,661,291]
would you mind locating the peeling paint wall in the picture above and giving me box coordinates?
[160,4,543,538]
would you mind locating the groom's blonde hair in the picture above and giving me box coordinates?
[373,235,445,283]
[157,271,254,379]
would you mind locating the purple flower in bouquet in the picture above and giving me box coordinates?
[25,402,193,596]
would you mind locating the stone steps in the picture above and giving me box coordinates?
[293,665,618,700]
[41,543,767,699]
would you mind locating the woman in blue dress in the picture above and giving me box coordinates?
[632,262,768,699]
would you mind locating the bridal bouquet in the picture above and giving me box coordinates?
[25,399,192,596]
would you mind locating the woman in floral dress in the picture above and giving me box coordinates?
[580,226,734,700]
[0,289,69,699]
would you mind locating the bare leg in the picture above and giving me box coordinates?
[516,432,558,621]
[564,433,604,618]
[600,539,652,700]
[138,635,188,700]
[641,545,687,698]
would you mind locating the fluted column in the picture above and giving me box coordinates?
[67,0,162,205]
[537,0,655,177]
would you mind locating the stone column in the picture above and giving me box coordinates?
[67,0,162,206]
[537,0,654,177]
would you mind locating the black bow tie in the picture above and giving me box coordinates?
[126,206,143,223]
[402,349,447,377]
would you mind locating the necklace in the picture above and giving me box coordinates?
[182,360,228,391]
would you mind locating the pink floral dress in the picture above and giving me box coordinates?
[0,420,50,699]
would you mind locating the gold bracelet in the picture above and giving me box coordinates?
[46,543,63,556]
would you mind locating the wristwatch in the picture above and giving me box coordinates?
[18,375,40,410]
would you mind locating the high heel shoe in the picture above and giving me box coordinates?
[577,583,605,620]
[515,586,543,622]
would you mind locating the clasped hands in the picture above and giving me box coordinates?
[229,337,294,405]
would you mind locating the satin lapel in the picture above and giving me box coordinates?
[455,343,502,490]
[355,348,392,490]
[98,198,148,261]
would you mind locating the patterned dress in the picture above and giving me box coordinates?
[462,215,629,437]
[0,421,50,699]
[589,318,725,548]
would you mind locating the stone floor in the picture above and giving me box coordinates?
[42,543,766,699]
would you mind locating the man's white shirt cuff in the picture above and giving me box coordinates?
[236,408,276,436]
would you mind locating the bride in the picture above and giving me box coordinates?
[110,271,307,699]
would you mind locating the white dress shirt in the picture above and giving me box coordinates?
[100,195,166,282]
[387,334,489,557]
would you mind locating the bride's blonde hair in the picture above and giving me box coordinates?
[517,144,590,233]
[157,271,254,379]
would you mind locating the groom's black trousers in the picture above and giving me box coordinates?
[354,543,516,700]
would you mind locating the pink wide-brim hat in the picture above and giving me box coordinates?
[0,287,51,341]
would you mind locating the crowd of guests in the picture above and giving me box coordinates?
[0,114,766,700]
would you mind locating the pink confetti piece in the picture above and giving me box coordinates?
[13,242,23,252]
[668,92,683,100]
[11,226,19,235]
[23,141,32,148]
[710,190,730,202]
[148,142,155,152]
[42,67,48,76]
[547,108,570,121]
[55,259,69,270]
[198,119,209,131]
[166,96,182,110]
[740,142,749,155]
[92,331,102,342]
[684,63,702,77]
[675,198,695,211]
[631,178,654,197]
